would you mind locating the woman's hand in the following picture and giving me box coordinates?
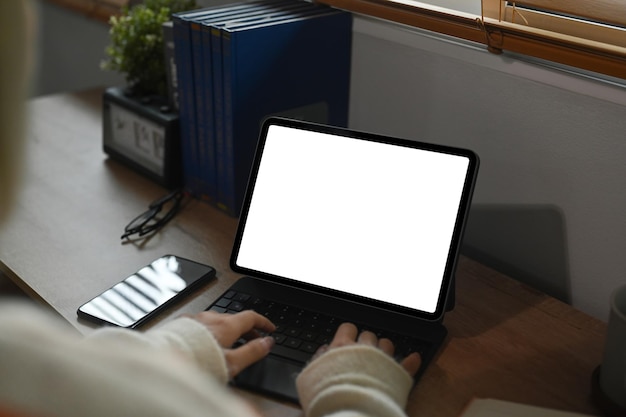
[187,310,276,378]
[315,322,422,376]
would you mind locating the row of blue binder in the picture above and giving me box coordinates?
[170,0,353,216]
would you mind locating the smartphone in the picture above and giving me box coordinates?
[77,255,216,328]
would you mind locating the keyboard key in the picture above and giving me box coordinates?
[273,334,287,345]
[274,313,289,324]
[300,342,319,354]
[234,293,250,302]
[301,331,318,341]
[229,301,245,312]
[285,328,301,338]
[322,326,336,335]
[306,322,322,332]
[285,337,302,349]
[250,296,264,307]
[215,298,231,308]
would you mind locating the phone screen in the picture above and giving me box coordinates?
[77,255,216,328]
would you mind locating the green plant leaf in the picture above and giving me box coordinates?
[102,0,198,96]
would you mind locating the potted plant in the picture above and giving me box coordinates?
[102,0,197,97]
[100,0,198,189]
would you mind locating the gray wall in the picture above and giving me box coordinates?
[349,18,626,321]
[32,0,125,96]
[33,1,626,321]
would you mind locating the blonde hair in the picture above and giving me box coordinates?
[0,1,33,225]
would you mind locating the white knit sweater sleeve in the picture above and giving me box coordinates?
[296,345,414,417]
[0,301,258,417]
[85,316,230,383]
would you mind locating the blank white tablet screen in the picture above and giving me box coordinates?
[235,124,470,314]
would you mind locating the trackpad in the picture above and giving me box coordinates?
[233,356,302,403]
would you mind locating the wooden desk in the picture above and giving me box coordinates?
[0,89,607,417]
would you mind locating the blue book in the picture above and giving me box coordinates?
[207,3,321,212]
[193,0,305,203]
[172,1,279,197]
[172,10,201,194]
[216,7,353,216]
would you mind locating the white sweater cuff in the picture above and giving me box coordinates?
[296,345,413,417]
[85,317,230,384]
[148,317,230,383]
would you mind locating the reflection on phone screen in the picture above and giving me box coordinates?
[78,255,214,327]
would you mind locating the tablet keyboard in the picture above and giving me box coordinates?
[207,289,431,364]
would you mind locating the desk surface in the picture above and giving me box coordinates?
[0,89,607,417]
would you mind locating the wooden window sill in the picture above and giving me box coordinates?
[43,0,129,24]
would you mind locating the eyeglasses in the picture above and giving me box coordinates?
[121,189,185,240]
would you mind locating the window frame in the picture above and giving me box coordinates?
[314,0,626,80]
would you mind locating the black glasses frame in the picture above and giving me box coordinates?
[121,189,184,240]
